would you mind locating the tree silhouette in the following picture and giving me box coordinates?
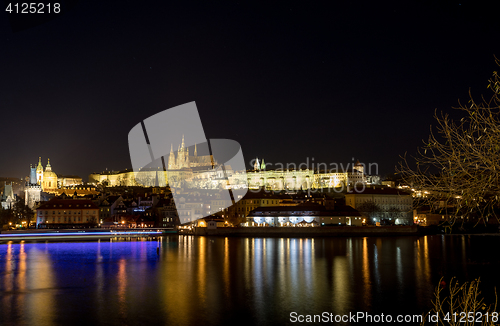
[398,59,500,226]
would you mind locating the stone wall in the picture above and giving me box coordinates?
[192,225,419,237]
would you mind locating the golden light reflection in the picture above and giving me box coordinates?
[332,256,350,314]
[1,243,56,325]
[4,243,13,290]
[2,243,14,315]
[362,237,372,307]
[17,242,27,291]
[252,238,266,325]
[244,238,251,291]
[117,257,128,319]
[414,236,431,306]
[303,239,312,296]
[278,238,286,297]
[224,237,229,296]
[25,246,55,325]
[423,236,430,285]
[197,236,207,306]
[252,238,263,294]
[347,238,353,276]
[159,236,192,325]
[11,242,28,315]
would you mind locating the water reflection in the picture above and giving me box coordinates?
[1,241,56,325]
[362,237,371,308]
[1,235,500,326]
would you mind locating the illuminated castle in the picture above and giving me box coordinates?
[89,136,215,187]
[167,135,213,170]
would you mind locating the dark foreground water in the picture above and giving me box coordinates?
[1,235,500,326]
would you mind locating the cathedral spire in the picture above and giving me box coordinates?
[254,158,260,171]
[194,143,197,156]
[181,135,185,149]
[168,144,176,170]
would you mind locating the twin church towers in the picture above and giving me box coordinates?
[25,157,58,208]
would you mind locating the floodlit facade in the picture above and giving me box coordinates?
[36,198,99,228]
[247,204,363,227]
[89,152,372,191]
[25,158,87,209]
[345,187,413,225]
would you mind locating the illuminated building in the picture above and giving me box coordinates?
[53,185,99,197]
[239,158,367,190]
[176,196,204,224]
[25,158,88,209]
[25,165,41,209]
[247,203,363,226]
[1,182,16,209]
[57,175,83,187]
[31,157,59,193]
[42,159,58,193]
[35,157,44,185]
[145,197,179,228]
[228,190,288,220]
[36,198,99,228]
[88,136,215,187]
[89,150,372,192]
[345,187,413,225]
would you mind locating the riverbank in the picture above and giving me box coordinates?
[180,225,420,237]
[0,228,176,242]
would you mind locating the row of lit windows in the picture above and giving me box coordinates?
[39,210,97,215]
[39,217,92,223]
[356,198,411,204]
[239,199,279,205]
[48,204,93,208]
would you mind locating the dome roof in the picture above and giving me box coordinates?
[44,171,57,179]
[43,158,57,178]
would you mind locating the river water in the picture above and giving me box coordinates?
[1,235,499,325]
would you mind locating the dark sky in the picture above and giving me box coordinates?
[1,0,500,181]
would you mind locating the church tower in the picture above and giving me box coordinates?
[36,157,44,185]
[177,144,180,167]
[30,164,36,184]
[25,162,42,209]
[354,160,364,174]
[177,135,190,169]
[168,144,176,170]
[254,158,260,171]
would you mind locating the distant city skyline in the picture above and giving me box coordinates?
[1,1,500,179]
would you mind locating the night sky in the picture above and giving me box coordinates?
[1,0,500,181]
